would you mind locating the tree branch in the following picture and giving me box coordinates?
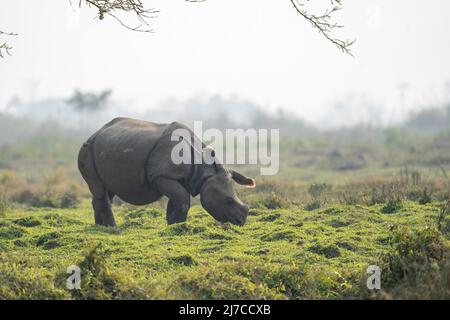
[82,1,353,54]
[0,30,18,59]
[81,0,158,32]
[2,0,354,58]
[289,0,354,55]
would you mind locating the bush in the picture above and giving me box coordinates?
[0,197,7,217]
[0,172,13,216]
[168,255,197,266]
[60,191,80,208]
[12,188,80,209]
[374,226,450,299]
[13,189,59,208]
[380,199,403,214]
[175,260,355,299]
[14,217,41,227]
[262,192,288,209]
[60,243,151,299]
[0,254,67,299]
[308,244,341,258]
[308,183,331,202]
[304,200,321,211]
[437,200,450,234]
[0,169,82,209]
[36,232,61,247]
[0,226,25,240]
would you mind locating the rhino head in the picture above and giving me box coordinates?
[195,148,255,226]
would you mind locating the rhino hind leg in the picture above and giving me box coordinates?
[78,142,116,226]
[92,195,116,226]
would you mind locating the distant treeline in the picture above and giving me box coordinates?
[1,92,449,145]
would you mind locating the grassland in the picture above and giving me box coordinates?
[1,196,449,299]
[0,114,450,299]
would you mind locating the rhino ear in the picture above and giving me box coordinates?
[231,170,256,188]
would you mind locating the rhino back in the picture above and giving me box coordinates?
[91,118,168,205]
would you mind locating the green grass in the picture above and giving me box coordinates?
[0,199,446,299]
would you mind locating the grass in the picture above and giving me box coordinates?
[0,199,447,299]
[0,116,449,299]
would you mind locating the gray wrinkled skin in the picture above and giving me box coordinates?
[78,117,255,226]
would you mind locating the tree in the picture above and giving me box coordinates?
[0,0,353,58]
[67,89,112,112]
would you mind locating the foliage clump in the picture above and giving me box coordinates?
[13,217,41,227]
[308,244,341,258]
[380,199,403,214]
[260,230,296,242]
[63,243,150,299]
[0,225,25,239]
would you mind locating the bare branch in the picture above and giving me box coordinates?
[81,0,159,33]
[0,30,18,59]
[2,0,354,58]
[82,1,353,54]
[290,0,354,55]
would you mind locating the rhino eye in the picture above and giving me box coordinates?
[226,197,234,204]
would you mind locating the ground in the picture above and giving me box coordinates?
[0,198,446,299]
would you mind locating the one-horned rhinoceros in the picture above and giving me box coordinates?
[78,117,256,227]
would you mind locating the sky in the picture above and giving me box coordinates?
[1,0,450,127]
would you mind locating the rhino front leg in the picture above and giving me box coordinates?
[155,177,190,224]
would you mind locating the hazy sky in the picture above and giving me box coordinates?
[1,0,450,126]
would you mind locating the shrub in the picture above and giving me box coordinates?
[168,255,197,266]
[305,183,332,209]
[339,188,366,205]
[60,243,151,299]
[239,179,298,209]
[375,226,450,299]
[259,213,281,222]
[262,192,287,209]
[308,244,341,258]
[260,230,296,242]
[437,200,450,234]
[304,200,321,211]
[60,190,80,208]
[12,187,80,209]
[159,223,205,237]
[13,189,59,208]
[0,226,25,240]
[36,232,61,247]
[175,260,355,299]
[1,169,82,209]
[406,186,432,204]
[0,197,7,217]
[14,217,41,227]
[308,183,331,201]
[380,199,403,214]
[0,254,67,299]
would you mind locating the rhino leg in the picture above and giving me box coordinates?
[107,191,115,202]
[78,142,116,226]
[155,177,190,224]
[92,195,116,226]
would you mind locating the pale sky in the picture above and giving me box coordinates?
[1,0,450,126]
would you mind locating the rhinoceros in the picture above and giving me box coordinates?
[78,117,256,227]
